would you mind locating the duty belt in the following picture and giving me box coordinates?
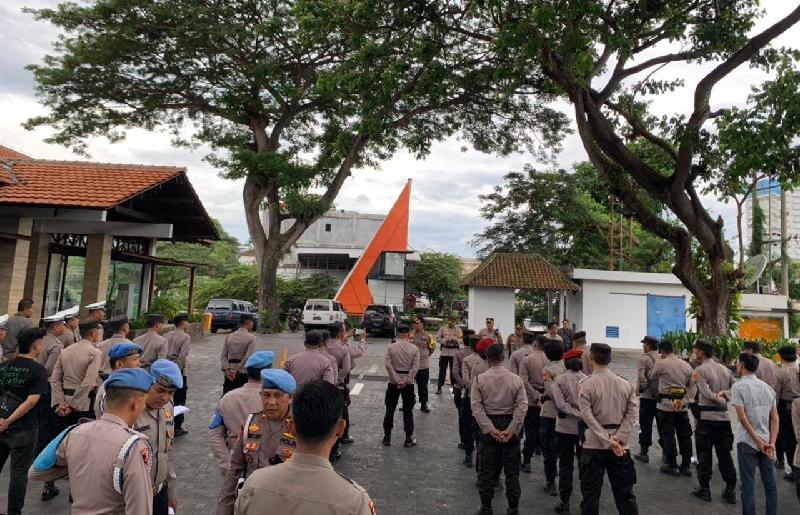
[63,388,75,396]
[228,359,241,364]
[395,370,409,374]
[697,405,728,412]
[99,373,109,380]
[603,424,621,430]
[154,482,166,495]
[658,393,685,401]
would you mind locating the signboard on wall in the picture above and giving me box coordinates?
[739,318,783,342]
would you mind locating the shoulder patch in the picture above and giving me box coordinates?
[369,498,376,515]
[140,446,150,467]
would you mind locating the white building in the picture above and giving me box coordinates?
[743,178,800,260]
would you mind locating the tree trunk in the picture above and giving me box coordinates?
[258,250,282,332]
[695,285,733,336]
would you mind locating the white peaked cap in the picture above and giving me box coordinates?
[84,300,106,310]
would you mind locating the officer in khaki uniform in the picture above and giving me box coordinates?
[634,335,660,463]
[775,345,800,477]
[3,299,34,360]
[50,319,103,434]
[220,314,256,394]
[477,317,503,345]
[505,323,525,358]
[508,329,532,375]
[410,316,433,412]
[462,338,494,469]
[648,339,697,476]
[216,369,296,515]
[571,331,592,375]
[541,339,567,495]
[58,307,81,348]
[383,327,421,447]
[95,343,144,417]
[552,348,587,513]
[471,343,527,515]
[134,314,168,371]
[690,339,736,504]
[136,360,182,515]
[29,368,156,515]
[518,334,549,471]
[209,351,274,474]
[97,315,130,382]
[166,314,192,435]
[578,343,639,515]
[235,380,374,515]
[36,312,66,502]
[436,316,463,394]
[452,330,474,455]
[791,395,800,500]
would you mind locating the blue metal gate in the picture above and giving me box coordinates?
[646,294,686,338]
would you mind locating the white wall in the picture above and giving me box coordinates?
[468,287,515,338]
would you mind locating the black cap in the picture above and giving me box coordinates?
[778,345,797,361]
[240,313,254,323]
[305,329,324,347]
[486,343,504,359]
[108,315,129,333]
[78,319,101,333]
[146,314,165,326]
[573,331,586,340]
[173,314,189,324]
[641,335,659,347]
[590,342,611,360]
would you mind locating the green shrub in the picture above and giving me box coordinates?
[660,330,790,366]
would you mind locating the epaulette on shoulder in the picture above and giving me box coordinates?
[336,471,367,492]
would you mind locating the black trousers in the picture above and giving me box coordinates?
[438,355,455,387]
[342,386,352,437]
[579,448,638,515]
[454,387,464,444]
[557,432,581,503]
[477,415,521,510]
[656,410,693,468]
[522,406,541,462]
[383,383,415,437]
[777,400,796,466]
[540,416,559,482]
[0,429,37,515]
[153,486,169,515]
[695,419,736,489]
[173,375,187,430]
[638,398,657,449]
[416,368,430,408]
[36,389,55,454]
[222,372,248,395]
[459,391,475,453]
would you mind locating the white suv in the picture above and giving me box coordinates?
[302,299,348,330]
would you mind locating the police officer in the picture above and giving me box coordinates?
[649,339,696,476]
[0,314,7,352]
[471,343,527,515]
[235,380,375,515]
[690,339,736,503]
[136,360,182,515]
[410,316,432,413]
[477,317,503,345]
[216,369,296,515]
[541,339,566,496]
[552,348,587,513]
[135,314,168,371]
[36,312,65,502]
[383,327,420,448]
[506,323,525,358]
[792,394,800,499]
[209,350,274,474]
[29,368,155,514]
[3,299,34,360]
[57,307,80,348]
[324,323,351,459]
[634,335,660,463]
[464,338,494,470]
[571,331,592,375]
[518,334,548,471]
[452,330,475,451]
[742,340,779,392]
[220,314,256,393]
[84,300,111,339]
[166,314,191,436]
[508,329,532,375]
[578,343,639,515]
[775,345,800,479]
[50,319,103,433]
[95,342,144,417]
[436,316,463,394]
[97,315,131,381]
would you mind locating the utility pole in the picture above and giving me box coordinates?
[781,186,789,295]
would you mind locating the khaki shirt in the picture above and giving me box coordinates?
[470,365,528,435]
[28,413,154,515]
[519,350,548,406]
[166,328,191,373]
[220,329,255,373]
[636,350,659,400]
[579,367,638,450]
[135,404,177,502]
[477,327,503,345]
[97,334,129,383]
[580,347,593,375]
[58,327,80,348]
[324,339,351,387]
[774,361,800,401]
[452,347,473,389]
[284,349,336,386]
[50,339,102,412]
[792,397,800,467]
[235,452,373,515]
[2,313,32,359]
[694,359,734,422]
[649,355,697,412]
[508,345,531,375]
[410,330,432,369]
[756,354,779,393]
[385,339,420,384]
[134,331,168,370]
[462,353,486,390]
[436,326,463,357]
[217,413,293,515]
[208,382,263,474]
[553,370,586,435]
[541,360,567,419]
[37,331,63,377]
[506,333,524,355]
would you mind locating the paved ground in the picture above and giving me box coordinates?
[3,331,797,514]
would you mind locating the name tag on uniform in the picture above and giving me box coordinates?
[135,425,151,432]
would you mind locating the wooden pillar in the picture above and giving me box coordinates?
[148,263,157,307]
[79,234,112,317]
[0,218,33,316]
[187,266,196,314]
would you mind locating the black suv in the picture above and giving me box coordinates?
[206,299,259,332]
[362,304,402,337]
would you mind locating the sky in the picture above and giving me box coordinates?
[1,1,798,258]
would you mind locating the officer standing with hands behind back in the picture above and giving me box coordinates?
[221,314,256,394]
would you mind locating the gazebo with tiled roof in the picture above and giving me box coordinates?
[462,253,578,338]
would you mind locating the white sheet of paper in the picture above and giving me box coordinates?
[168,508,175,515]
[174,405,190,416]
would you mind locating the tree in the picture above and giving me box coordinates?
[408,252,464,309]
[463,2,800,335]
[25,1,565,330]
[750,201,766,258]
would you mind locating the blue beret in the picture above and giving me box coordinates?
[261,369,296,395]
[150,359,184,389]
[108,342,143,359]
[245,350,274,369]
[104,368,154,393]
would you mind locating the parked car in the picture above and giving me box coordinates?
[302,299,348,331]
[414,293,432,310]
[362,304,401,337]
[206,299,259,333]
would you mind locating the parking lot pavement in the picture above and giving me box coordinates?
[4,331,796,514]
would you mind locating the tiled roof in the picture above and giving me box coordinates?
[0,159,183,209]
[462,253,579,291]
[0,145,31,160]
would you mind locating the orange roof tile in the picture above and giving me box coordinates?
[0,159,183,209]
[0,145,31,160]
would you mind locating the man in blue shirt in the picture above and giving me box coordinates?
[731,352,780,515]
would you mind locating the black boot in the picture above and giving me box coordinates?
[464,452,473,468]
[42,481,59,501]
[521,460,532,473]
[477,506,493,515]
[436,387,442,394]
[691,486,711,502]
[404,435,417,448]
[543,481,557,496]
[420,404,430,413]
[553,499,570,513]
[634,446,649,463]
[659,464,680,476]
[382,435,391,446]
[722,484,737,504]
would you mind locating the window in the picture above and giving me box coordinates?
[333,302,342,311]
[325,223,332,232]
[605,326,620,339]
